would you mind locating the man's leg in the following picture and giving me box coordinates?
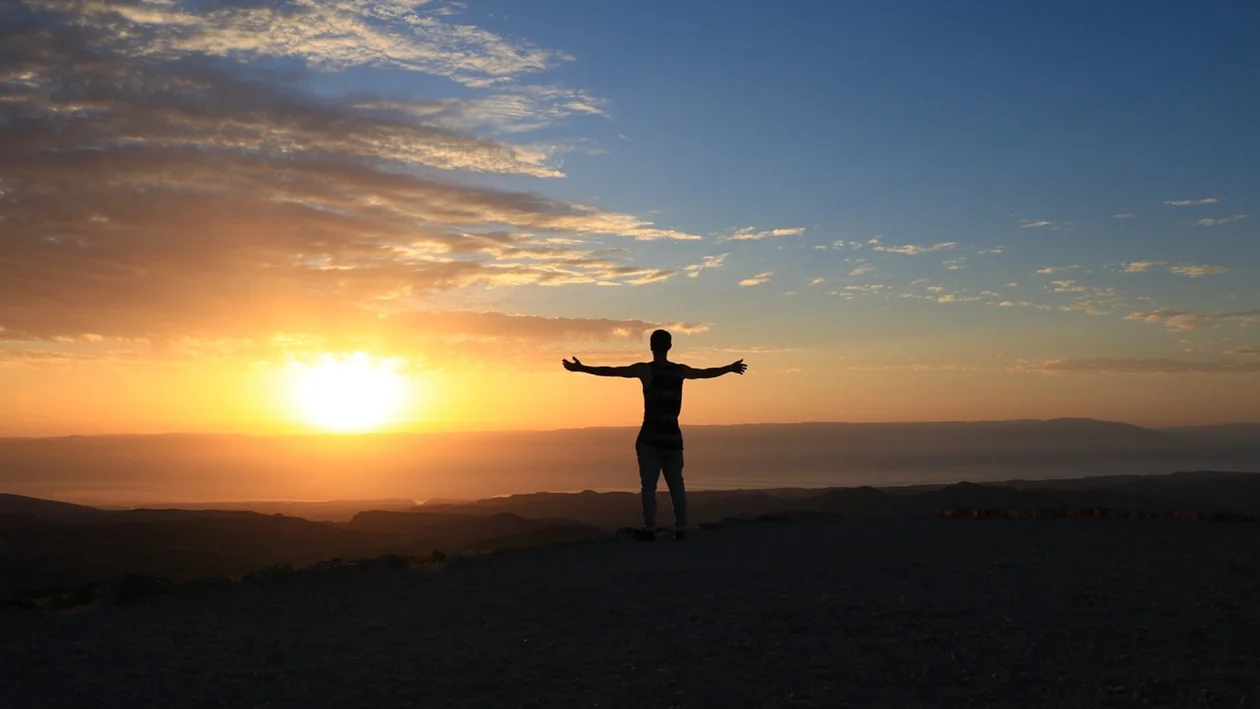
[636,443,662,532]
[661,448,687,532]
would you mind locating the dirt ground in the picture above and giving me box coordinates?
[3,517,1260,708]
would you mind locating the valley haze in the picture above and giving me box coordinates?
[2,418,1257,507]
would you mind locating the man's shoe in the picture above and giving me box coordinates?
[672,530,687,541]
[632,528,656,541]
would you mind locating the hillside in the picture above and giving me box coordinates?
[4,469,1259,599]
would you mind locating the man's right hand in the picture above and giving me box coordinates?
[727,359,748,375]
[562,357,585,372]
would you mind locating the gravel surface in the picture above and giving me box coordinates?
[3,517,1260,708]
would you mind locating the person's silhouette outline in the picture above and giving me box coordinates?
[563,329,747,540]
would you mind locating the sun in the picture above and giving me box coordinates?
[288,353,410,432]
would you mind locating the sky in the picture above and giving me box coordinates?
[1,0,1259,435]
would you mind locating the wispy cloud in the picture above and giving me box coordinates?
[943,258,967,271]
[849,263,875,277]
[366,85,610,135]
[1122,261,1166,273]
[71,0,567,88]
[715,226,806,243]
[1019,220,1055,229]
[385,312,708,342]
[846,362,982,373]
[1194,215,1250,227]
[1165,198,1220,207]
[998,300,1052,311]
[1125,309,1260,331]
[830,284,889,299]
[936,294,983,304]
[1123,261,1228,277]
[1048,280,1087,293]
[1112,213,1136,219]
[867,237,956,255]
[622,269,678,286]
[1171,265,1230,277]
[1026,356,1260,375]
[683,254,728,278]
[1035,265,1079,275]
[0,0,700,351]
[739,272,774,287]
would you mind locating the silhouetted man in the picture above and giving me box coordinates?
[562,329,747,541]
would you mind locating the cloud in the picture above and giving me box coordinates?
[57,0,567,88]
[809,278,825,286]
[739,272,774,287]
[867,237,956,255]
[1035,265,1079,275]
[1112,213,1136,219]
[362,85,610,135]
[710,345,805,355]
[1019,220,1055,228]
[1194,215,1250,227]
[389,312,707,342]
[1056,301,1114,316]
[978,247,1004,254]
[1124,261,1228,278]
[1048,280,1087,293]
[943,258,967,271]
[1027,357,1260,375]
[715,226,806,243]
[621,269,678,286]
[1170,265,1229,277]
[683,254,728,278]
[3,34,567,177]
[1125,309,1260,331]
[1165,198,1220,207]
[849,263,875,277]
[0,0,700,352]
[830,284,888,298]
[998,300,1052,311]
[847,362,982,373]
[0,313,713,367]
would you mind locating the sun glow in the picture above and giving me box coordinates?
[288,353,411,432]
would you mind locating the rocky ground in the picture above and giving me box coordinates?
[3,516,1260,708]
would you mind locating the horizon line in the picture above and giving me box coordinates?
[2,417,1257,440]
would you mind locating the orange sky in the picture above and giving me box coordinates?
[2,344,1257,437]
[3,1,1259,436]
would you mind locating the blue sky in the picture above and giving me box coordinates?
[2,0,1259,433]
[425,0,1260,358]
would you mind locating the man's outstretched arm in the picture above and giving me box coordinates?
[562,357,647,378]
[681,359,748,379]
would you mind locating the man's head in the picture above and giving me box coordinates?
[649,329,672,354]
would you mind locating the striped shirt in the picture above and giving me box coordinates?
[637,361,685,450]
